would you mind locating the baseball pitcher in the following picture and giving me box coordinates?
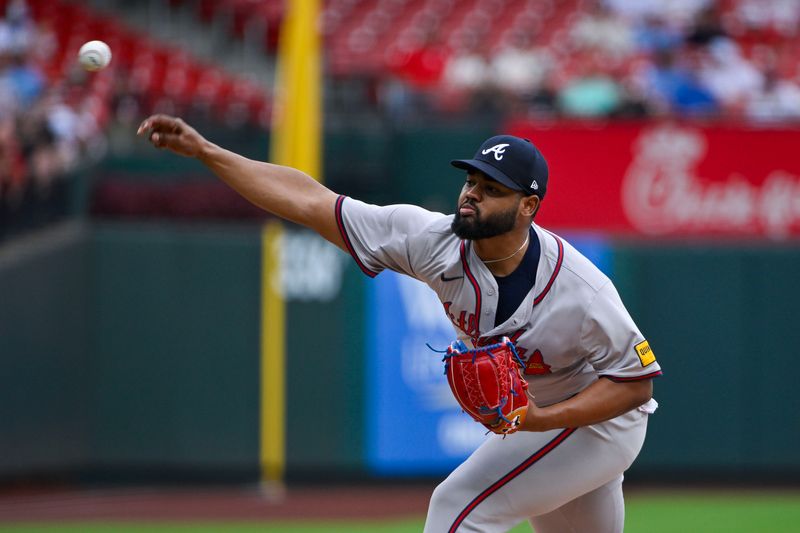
[139,116,662,533]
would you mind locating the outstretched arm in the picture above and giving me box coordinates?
[520,378,653,432]
[137,114,345,250]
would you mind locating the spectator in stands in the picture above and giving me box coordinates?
[390,29,450,92]
[440,35,493,114]
[734,0,800,39]
[570,0,634,60]
[443,36,488,89]
[491,32,553,105]
[697,39,763,115]
[0,63,18,118]
[746,67,800,122]
[18,88,65,192]
[0,0,41,114]
[526,77,560,117]
[0,49,44,108]
[684,3,727,46]
[633,14,683,53]
[0,0,35,57]
[0,113,24,206]
[638,48,719,116]
[605,0,712,26]
[383,29,450,121]
[557,51,624,117]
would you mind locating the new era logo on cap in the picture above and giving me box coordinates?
[451,135,549,198]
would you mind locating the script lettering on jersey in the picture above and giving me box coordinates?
[442,301,479,339]
[479,329,528,359]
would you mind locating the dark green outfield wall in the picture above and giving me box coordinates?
[0,224,91,475]
[0,222,370,479]
[87,223,369,477]
[88,223,262,471]
[0,223,264,477]
[613,244,800,477]
[2,223,799,480]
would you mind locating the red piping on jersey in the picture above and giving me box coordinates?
[532,231,564,307]
[335,195,378,278]
[448,427,577,533]
[601,371,663,382]
[460,240,481,338]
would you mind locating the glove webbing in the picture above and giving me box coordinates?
[441,339,523,420]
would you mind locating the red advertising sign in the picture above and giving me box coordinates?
[506,120,800,239]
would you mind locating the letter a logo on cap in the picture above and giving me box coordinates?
[482,143,510,160]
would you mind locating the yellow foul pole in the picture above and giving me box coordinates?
[261,0,323,486]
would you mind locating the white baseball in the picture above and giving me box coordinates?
[78,40,112,71]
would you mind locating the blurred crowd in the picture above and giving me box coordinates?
[382,0,800,121]
[2,0,800,237]
[0,0,107,233]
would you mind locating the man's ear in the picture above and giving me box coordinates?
[520,195,540,218]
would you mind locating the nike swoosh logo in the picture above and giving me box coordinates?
[440,273,464,282]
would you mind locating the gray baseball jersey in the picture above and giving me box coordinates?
[335,195,662,532]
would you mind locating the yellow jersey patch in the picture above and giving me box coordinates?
[635,340,656,367]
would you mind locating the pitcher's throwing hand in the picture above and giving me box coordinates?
[138,115,207,158]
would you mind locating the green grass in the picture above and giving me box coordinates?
[1,491,798,532]
[623,492,800,533]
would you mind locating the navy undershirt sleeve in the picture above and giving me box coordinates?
[494,226,540,328]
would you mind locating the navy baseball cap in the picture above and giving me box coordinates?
[451,135,549,198]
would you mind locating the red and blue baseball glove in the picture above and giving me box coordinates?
[442,337,529,435]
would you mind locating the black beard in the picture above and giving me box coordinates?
[451,204,518,240]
